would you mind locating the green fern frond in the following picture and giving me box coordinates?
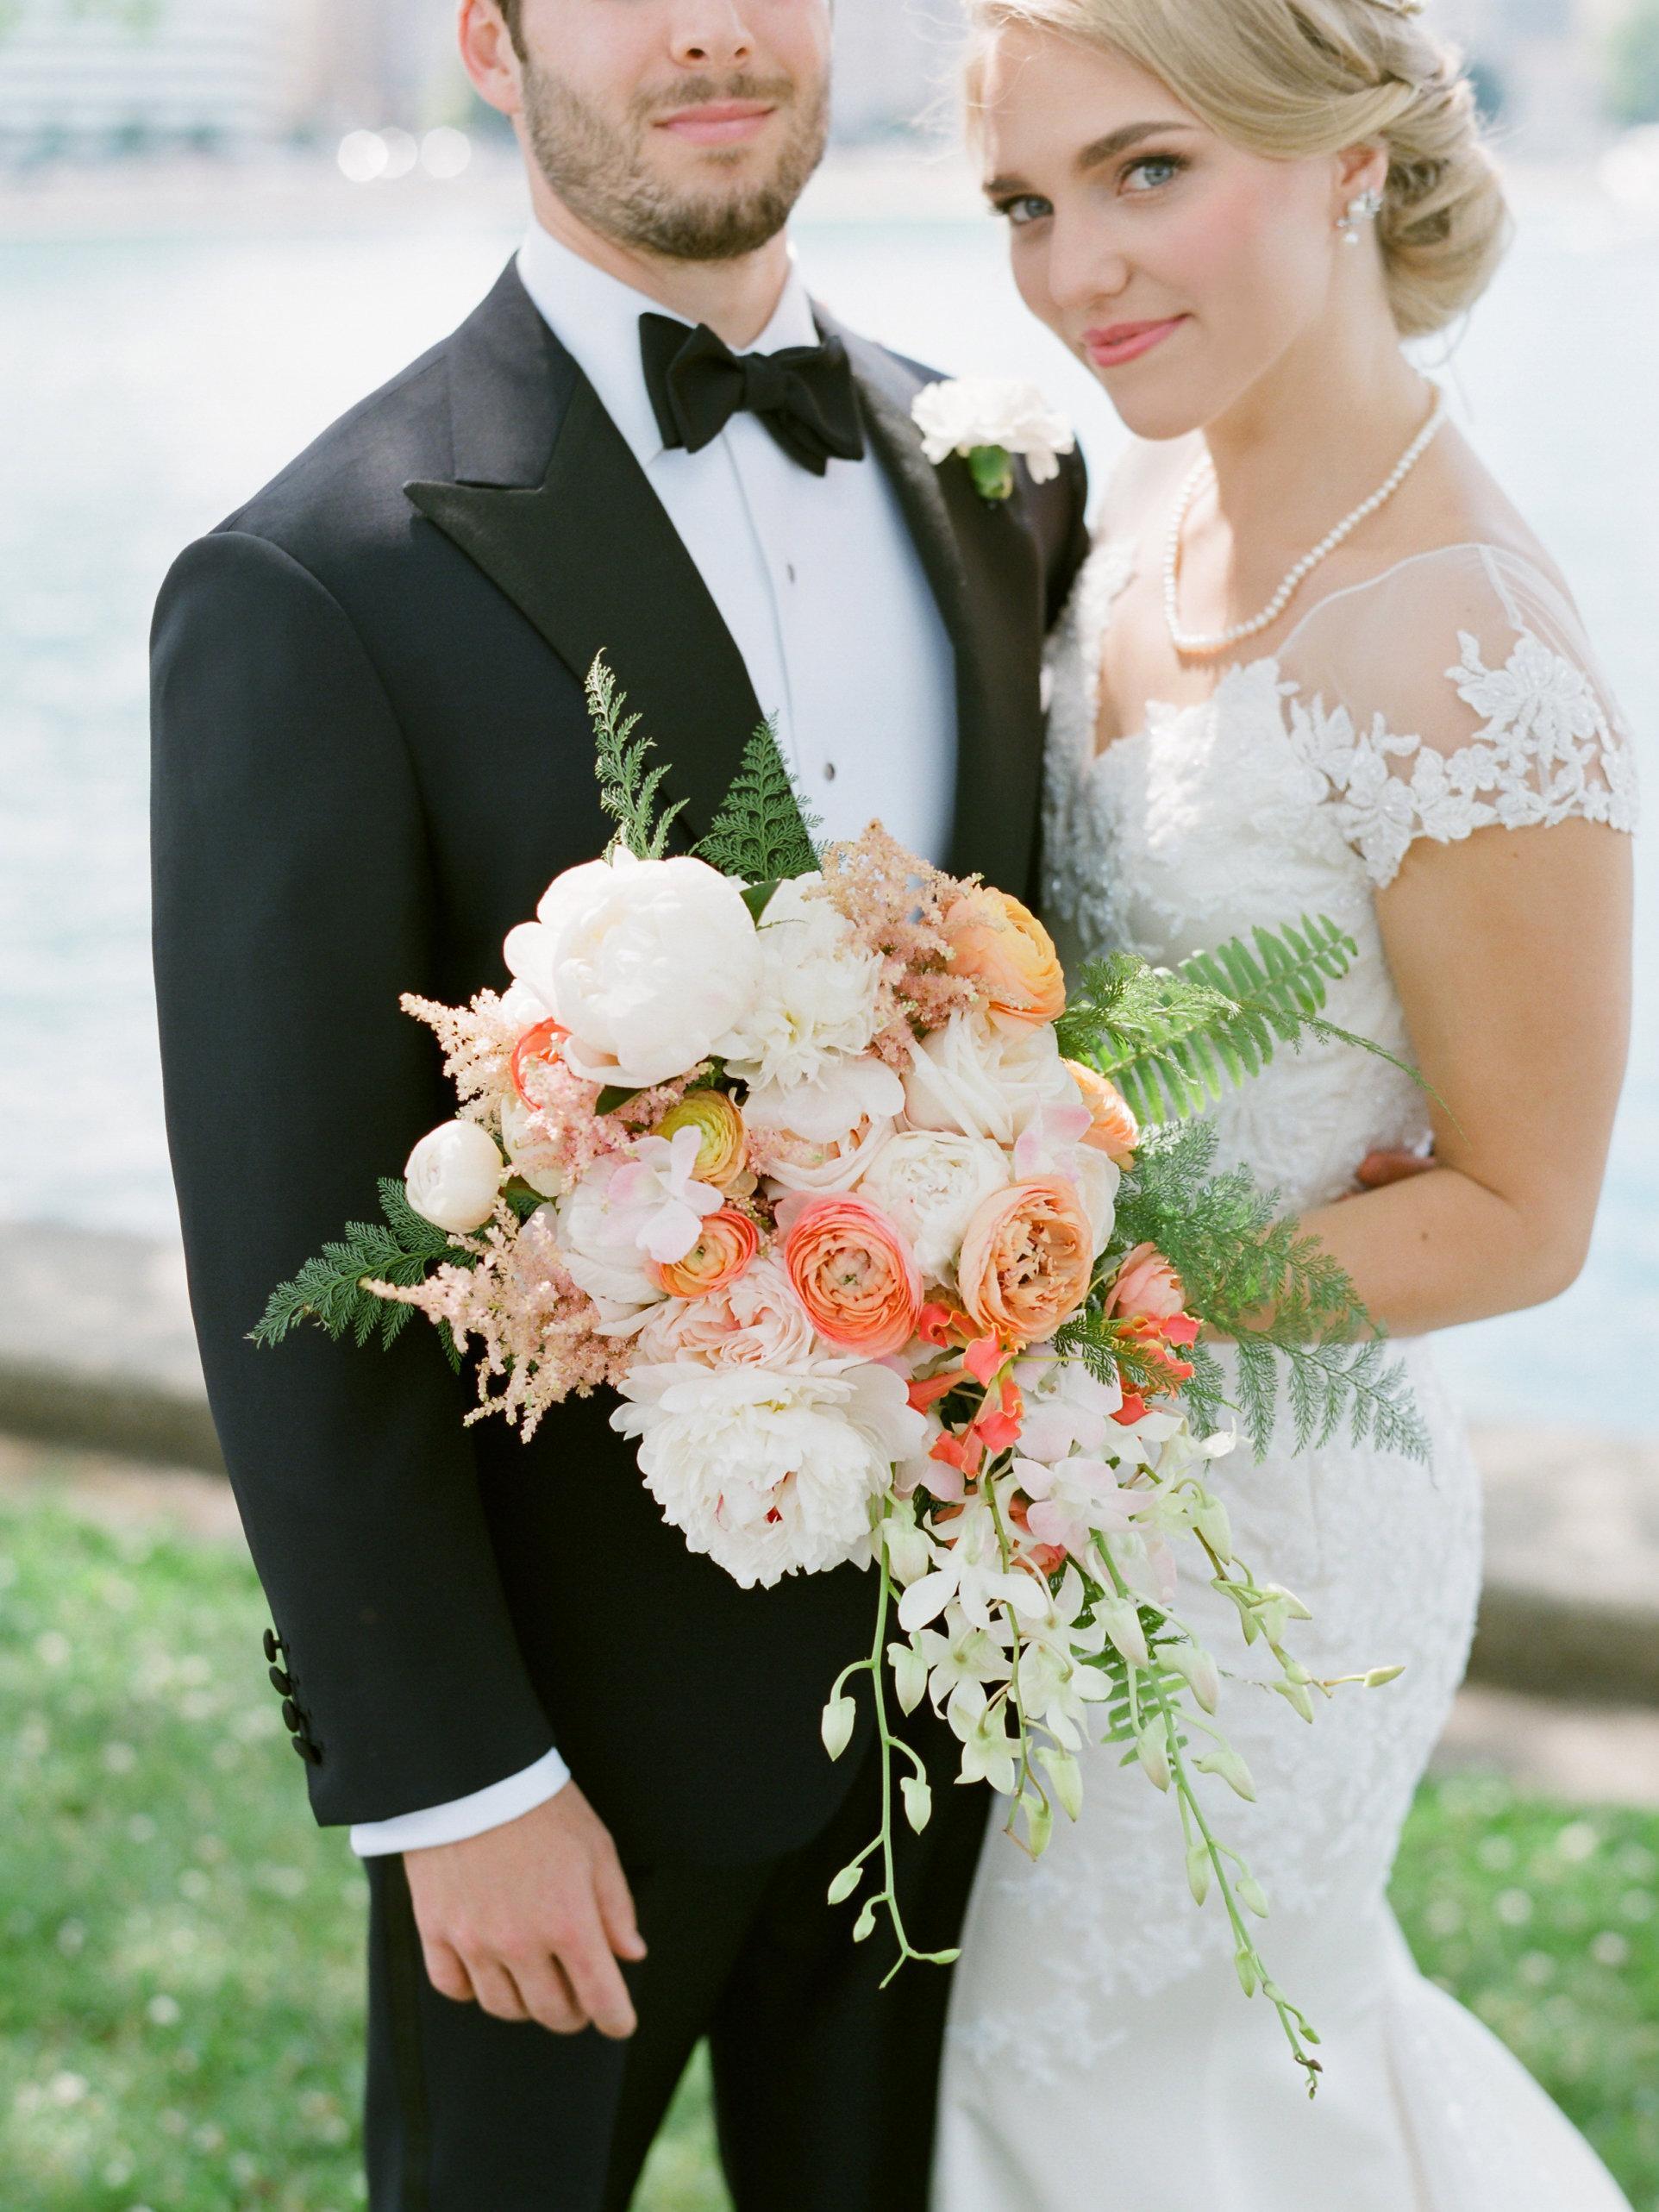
[1056,917,1421,1128]
[1074,1124,1428,1461]
[586,654,688,861]
[696,719,823,882]
[249,1178,467,1355]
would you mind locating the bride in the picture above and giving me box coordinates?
[932,1,1638,2206]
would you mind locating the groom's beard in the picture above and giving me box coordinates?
[520,67,830,264]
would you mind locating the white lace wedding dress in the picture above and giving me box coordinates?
[932,534,1639,2212]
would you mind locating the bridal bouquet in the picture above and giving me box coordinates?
[259,659,1425,2088]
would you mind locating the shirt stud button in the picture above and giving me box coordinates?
[822,761,836,782]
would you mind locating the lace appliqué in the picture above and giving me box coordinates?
[1293,630,1640,890]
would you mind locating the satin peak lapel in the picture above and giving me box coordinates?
[830,322,1049,896]
[404,290,763,849]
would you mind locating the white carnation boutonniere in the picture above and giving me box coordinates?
[911,376,1076,504]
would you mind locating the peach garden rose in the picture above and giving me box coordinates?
[955,1176,1096,1345]
[942,886,1067,1026]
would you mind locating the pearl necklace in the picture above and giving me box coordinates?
[1162,389,1447,660]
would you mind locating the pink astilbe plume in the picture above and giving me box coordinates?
[364,1205,632,1443]
[400,990,521,1126]
[817,825,986,1061]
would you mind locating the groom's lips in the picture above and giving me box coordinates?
[654,102,777,147]
[1083,316,1188,368]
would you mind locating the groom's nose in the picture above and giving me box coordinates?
[667,0,757,69]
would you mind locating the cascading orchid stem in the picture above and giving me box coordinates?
[1142,1663,1324,2094]
[984,1466,1050,1855]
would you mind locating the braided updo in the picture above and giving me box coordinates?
[967,0,1511,336]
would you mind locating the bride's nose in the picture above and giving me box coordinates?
[1045,218,1132,316]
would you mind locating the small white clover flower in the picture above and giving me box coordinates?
[911,377,1076,499]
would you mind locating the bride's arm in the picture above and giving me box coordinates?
[1288,815,1632,1336]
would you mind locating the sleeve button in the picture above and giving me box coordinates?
[291,1736,322,1765]
[262,1629,284,1664]
[281,1698,304,1734]
[268,1666,293,1696]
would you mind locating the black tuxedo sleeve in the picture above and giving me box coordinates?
[151,530,557,1826]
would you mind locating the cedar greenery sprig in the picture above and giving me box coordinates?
[587,653,688,861]
[249,1178,468,1366]
[1057,918,1420,1126]
[696,717,823,886]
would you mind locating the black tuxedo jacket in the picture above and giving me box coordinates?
[151,261,1090,1867]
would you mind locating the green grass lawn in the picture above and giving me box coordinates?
[2,1483,1656,2211]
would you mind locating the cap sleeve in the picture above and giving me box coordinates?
[1279,543,1640,889]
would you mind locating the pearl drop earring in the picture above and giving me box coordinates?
[1337,187,1385,245]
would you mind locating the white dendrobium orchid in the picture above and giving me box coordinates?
[505,848,761,1091]
[716,875,884,1093]
[1013,1345,1124,1459]
[911,377,1076,492]
[898,1498,1049,1637]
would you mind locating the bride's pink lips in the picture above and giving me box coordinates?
[655,102,775,147]
[1084,316,1188,368]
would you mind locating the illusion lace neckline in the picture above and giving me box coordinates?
[1081,532,1570,771]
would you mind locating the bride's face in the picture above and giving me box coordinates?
[977,25,1362,441]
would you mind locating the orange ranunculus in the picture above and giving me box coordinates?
[656,1088,748,1187]
[510,1018,568,1107]
[1104,1242,1186,1322]
[956,1178,1094,1346]
[654,1207,761,1299]
[942,886,1067,1026]
[782,1195,922,1360]
[1064,1060,1141,1169]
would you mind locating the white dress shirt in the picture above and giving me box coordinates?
[350,220,958,1859]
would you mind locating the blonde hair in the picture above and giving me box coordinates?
[967,0,1511,337]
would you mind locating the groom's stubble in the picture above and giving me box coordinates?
[519,60,830,264]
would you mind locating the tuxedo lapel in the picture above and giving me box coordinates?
[404,265,763,847]
[827,316,1049,896]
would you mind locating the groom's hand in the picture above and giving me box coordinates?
[403,1783,647,2039]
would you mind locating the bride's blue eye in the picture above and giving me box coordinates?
[1121,153,1187,193]
[996,194,1054,228]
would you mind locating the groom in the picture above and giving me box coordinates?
[151,2,1089,2205]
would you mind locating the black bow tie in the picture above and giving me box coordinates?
[639,311,867,478]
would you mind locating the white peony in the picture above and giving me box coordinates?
[504,849,761,1092]
[911,377,1076,486]
[404,1119,504,1233]
[715,875,882,1093]
[904,1008,1082,1146]
[746,1051,903,1194]
[854,1130,1011,1283]
[611,1358,928,1589]
[554,1129,722,1328]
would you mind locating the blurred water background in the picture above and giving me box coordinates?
[0,0,1655,1433]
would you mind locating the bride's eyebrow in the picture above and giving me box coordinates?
[984,119,1198,200]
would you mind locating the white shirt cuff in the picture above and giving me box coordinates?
[348,1746,572,1858]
